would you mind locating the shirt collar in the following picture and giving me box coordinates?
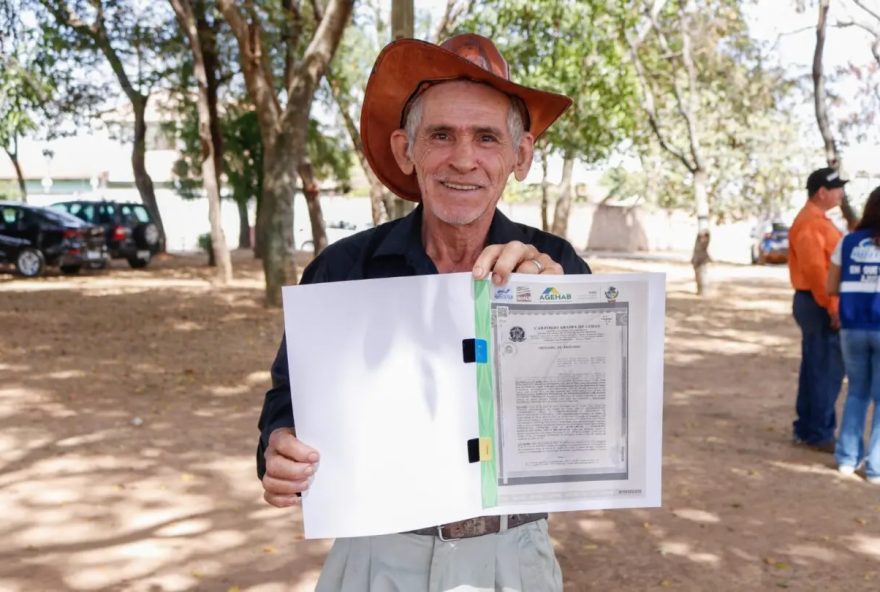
[804,200,829,218]
[372,204,529,262]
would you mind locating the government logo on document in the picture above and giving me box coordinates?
[605,286,619,302]
[494,287,513,300]
[516,286,532,302]
[509,326,526,342]
[539,287,572,301]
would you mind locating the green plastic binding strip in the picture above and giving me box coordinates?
[473,279,498,507]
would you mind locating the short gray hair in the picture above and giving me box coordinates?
[403,85,527,158]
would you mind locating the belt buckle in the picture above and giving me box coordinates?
[436,524,460,542]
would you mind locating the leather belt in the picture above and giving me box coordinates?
[408,513,547,541]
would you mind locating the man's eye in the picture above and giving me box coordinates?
[480,135,498,143]
[431,132,449,140]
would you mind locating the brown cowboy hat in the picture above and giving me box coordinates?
[360,33,573,202]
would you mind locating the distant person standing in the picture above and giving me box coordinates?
[788,167,847,452]
[827,185,880,483]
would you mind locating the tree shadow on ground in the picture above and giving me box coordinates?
[2,256,878,591]
[0,254,328,591]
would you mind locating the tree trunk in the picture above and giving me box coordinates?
[236,197,251,249]
[551,156,575,238]
[691,168,711,295]
[261,136,301,306]
[540,149,550,232]
[131,96,167,250]
[382,193,398,221]
[813,0,858,228]
[170,0,232,285]
[368,176,389,225]
[254,197,266,259]
[391,0,414,39]
[391,198,414,220]
[218,0,352,305]
[299,157,328,254]
[326,71,390,225]
[197,1,225,200]
[4,144,27,202]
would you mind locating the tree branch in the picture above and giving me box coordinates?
[282,0,303,91]
[624,32,695,172]
[631,0,670,49]
[40,0,144,104]
[282,0,352,127]
[677,0,706,172]
[217,0,281,131]
[431,0,470,43]
[852,0,880,24]
[813,0,839,167]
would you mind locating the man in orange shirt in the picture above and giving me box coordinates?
[788,167,848,452]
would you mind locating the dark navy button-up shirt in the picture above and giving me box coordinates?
[257,205,590,478]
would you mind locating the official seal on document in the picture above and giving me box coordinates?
[509,326,526,342]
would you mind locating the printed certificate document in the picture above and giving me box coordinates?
[488,278,654,511]
[282,272,664,539]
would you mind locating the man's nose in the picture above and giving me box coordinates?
[448,138,478,172]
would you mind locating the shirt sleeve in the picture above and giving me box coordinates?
[830,237,843,266]
[256,335,294,480]
[255,256,333,480]
[793,219,838,314]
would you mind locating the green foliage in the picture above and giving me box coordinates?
[168,102,263,206]
[0,3,104,155]
[628,0,809,222]
[169,103,350,205]
[461,0,641,163]
[198,231,212,253]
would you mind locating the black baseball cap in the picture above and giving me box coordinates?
[806,167,848,195]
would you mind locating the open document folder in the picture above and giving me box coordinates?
[282,272,665,539]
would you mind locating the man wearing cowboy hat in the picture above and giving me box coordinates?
[257,34,590,590]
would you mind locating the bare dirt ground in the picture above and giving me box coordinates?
[1,250,878,592]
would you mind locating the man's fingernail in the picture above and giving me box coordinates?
[473,265,483,278]
[308,452,319,462]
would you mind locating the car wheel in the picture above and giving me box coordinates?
[60,264,82,275]
[127,253,151,268]
[300,240,314,252]
[15,248,45,278]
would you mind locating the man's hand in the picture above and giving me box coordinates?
[472,241,563,286]
[830,311,841,331]
[262,427,320,507]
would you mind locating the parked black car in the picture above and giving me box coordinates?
[0,201,107,277]
[51,200,162,268]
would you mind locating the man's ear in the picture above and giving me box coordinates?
[390,129,414,175]
[513,132,535,182]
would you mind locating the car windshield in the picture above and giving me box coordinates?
[40,207,85,227]
[51,202,96,223]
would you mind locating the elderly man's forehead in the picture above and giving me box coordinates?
[418,79,513,110]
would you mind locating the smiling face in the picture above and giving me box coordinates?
[390,80,534,228]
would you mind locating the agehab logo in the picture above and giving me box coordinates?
[539,287,572,301]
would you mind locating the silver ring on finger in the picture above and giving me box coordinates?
[530,258,544,273]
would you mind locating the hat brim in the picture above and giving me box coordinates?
[360,39,573,202]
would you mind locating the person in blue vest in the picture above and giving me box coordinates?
[827,185,880,483]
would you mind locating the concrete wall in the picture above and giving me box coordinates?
[22,189,758,264]
[499,201,755,264]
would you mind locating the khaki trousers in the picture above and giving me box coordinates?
[315,519,562,592]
